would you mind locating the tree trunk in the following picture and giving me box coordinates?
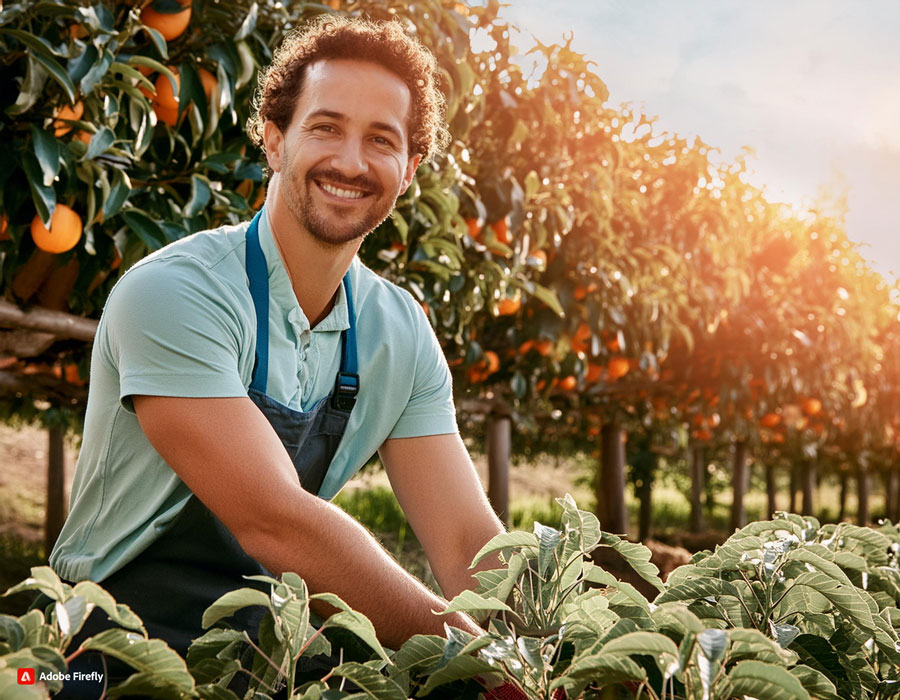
[838,471,849,521]
[596,423,628,535]
[857,464,870,526]
[730,441,750,531]
[486,412,511,526]
[884,469,899,522]
[801,459,817,516]
[765,464,778,519]
[45,425,66,555]
[789,462,800,513]
[637,466,653,542]
[689,444,705,533]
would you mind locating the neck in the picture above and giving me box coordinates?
[265,177,360,327]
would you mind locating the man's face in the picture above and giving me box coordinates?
[266,58,420,247]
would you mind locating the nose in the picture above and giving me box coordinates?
[329,134,369,178]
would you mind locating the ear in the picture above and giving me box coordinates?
[263,121,286,173]
[399,153,422,195]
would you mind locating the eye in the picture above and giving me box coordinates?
[312,123,337,133]
[372,135,396,148]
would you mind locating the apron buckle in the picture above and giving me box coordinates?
[332,371,359,411]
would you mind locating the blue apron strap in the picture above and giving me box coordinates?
[332,273,359,411]
[245,211,269,394]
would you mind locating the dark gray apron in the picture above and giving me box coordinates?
[57,211,359,696]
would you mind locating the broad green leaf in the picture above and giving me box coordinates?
[470,530,539,567]
[3,567,67,601]
[599,532,664,592]
[0,615,26,651]
[650,603,705,636]
[417,654,494,696]
[311,592,390,662]
[441,590,512,619]
[329,662,406,700]
[562,590,618,638]
[121,209,166,250]
[194,685,242,700]
[200,587,269,629]
[55,595,87,639]
[790,665,840,700]
[186,628,243,684]
[728,628,797,665]
[697,628,727,663]
[7,55,48,116]
[21,153,56,226]
[770,622,801,649]
[553,652,646,689]
[655,576,743,605]
[72,581,144,631]
[82,126,116,161]
[142,25,169,60]
[725,660,810,700]
[393,634,445,674]
[534,522,563,577]
[81,48,114,94]
[184,174,212,217]
[82,629,194,692]
[473,554,527,605]
[583,564,650,610]
[106,671,191,700]
[103,169,131,219]
[784,571,875,631]
[29,126,59,187]
[599,631,679,675]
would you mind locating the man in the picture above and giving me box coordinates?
[50,15,503,667]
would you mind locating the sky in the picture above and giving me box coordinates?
[499,0,900,283]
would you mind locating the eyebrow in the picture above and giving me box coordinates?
[305,109,405,144]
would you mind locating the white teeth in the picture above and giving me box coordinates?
[320,183,366,199]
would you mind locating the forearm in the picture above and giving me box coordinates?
[241,486,482,647]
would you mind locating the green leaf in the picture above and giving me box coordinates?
[770,622,800,649]
[599,630,679,663]
[0,615,26,651]
[310,592,390,662]
[725,660,810,700]
[200,587,270,629]
[561,589,618,638]
[82,629,194,692]
[471,531,539,567]
[234,2,259,42]
[3,567,66,601]
[31,52,77,105]
[29,126,60,187]
[473,555,526,606]
[554,652,646,688]
[441,590,512,618]
[557,494,602,554]
[121,210,166,250]
[82,126,115,160]
[329,662,407,700]
[71,581,144,631]
[790,665,840,700]
[106,671,191,700]
[599,532,664,592]
[697,628,727,663]
[728,628,797,665]
[103,169,131,219]
[22,152,56,226]
[393,634,445,674]
[656,576,744,605]
[416,654,494,696]
[81,49,114,95]
[534,522,563,577]
[142,25,169,60]
[6,55,48,116]
[184,175,212,217]
[783,571,875,631]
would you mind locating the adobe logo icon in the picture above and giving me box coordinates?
[17,668,36,685]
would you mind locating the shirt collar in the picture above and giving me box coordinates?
[256,207,350,333]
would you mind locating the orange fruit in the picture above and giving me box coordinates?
[559,375,577,391]
[153,103,179,126]
[53,101,84,137]
[30,204,82,253]
[534,339,554,357]
[585,362,604,384]
[528,249,547,267]
[490,217,510,245]
[74,129,93,145]
[802,398,822,416]
[760,412,781,428]
[465,217,481,240]
[518,340,534,355]
[496,295,521,316]
[154,69,180,110]
[251,185,266,210]
[608,356,630,381]
[0,214,9,241]
[691,429,712,442]
[571,321,591,354]
[467,350,500,383]
[64,363,85,385]
[141,1,192,41]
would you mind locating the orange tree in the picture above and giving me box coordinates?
[0,0,560,427]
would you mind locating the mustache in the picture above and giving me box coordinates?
[307,168,381,195]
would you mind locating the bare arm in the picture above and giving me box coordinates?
[379,433,505,601]
[132,395,483,647]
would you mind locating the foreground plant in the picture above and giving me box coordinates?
[2,501,900,699]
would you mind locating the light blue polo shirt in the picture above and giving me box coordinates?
[50,211,457,583]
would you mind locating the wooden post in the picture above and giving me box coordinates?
[689,444,705,533]
[486,411,511,526]
[730,441,750,531]
[596,423,628,535]
[789,462,800,513]
[801,459,816,516]
[857,464,870,526]
[765,464,778,519]
[45,425,66,554]
[884,469,899,522]
[838,471,849,521]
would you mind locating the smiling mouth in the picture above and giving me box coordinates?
[316,181,371,201]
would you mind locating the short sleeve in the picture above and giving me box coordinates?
[103,255,250,412]
[388,299,457,439]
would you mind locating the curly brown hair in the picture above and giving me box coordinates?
[247,15,449,162]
